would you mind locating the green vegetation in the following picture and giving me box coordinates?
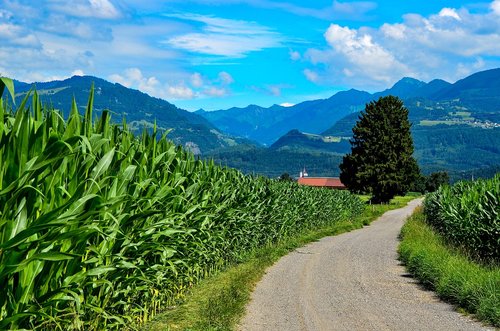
[424,175,499,262]
[449,111,472,117]
[206,144,344,178]
[144,195,416,331]
[419,120,464,126]
[270,129,350,154]
[340,96,420,203]
[399,209,500,327]
[412,125,500,177]
[411,171,450,194]
[0,79,364,330]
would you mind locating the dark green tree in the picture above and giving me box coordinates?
[411,174,427,194]
[278,172,294,182]
[425,171,449,192]
[340,96,420,203]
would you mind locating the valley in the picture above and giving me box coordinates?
[12,68,500,181]
[203,68,500,180]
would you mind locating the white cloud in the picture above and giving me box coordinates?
[381,23,406,40]
[0,9,13,20]
[268,86,281,96]
[71,69,85,76]
[204,86,228,97]
[165,14,283,57]
[110,68,196,100]
[289,50,301,61]
[190,72,204,88]
[303,2,500,89]
[280,102,295,107]
[167,85,196,99]
[0,23,41,47]
[439,8,461,21]
[41,14,113,41]
[109,68,162,97]
[48,0,122,19]
[492,0,500,15]
[218,71,234,85]
[109,68,236,100]
[303,69,319,83]
[180,0,377,21]
[323,24,409,84]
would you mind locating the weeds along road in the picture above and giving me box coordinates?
[239,198,492,331]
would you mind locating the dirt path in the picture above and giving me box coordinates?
[239,198,492,331]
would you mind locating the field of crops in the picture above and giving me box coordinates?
[424,174,499,263]
[0,79,364,330]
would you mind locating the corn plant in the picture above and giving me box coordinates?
[0,78,364,330]
[424,174,499,263]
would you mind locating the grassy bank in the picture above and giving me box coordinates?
[143,195,416,331]
[399,209,500,327]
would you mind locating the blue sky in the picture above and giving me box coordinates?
[1,0,500,110]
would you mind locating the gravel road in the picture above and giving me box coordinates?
[239,198,492,331]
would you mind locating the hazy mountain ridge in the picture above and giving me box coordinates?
[205,68,500,180]
[199,68,500,146]
[200,89,371,145]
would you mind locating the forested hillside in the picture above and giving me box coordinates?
[13,76,247,154]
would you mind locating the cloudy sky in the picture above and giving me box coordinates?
[1,0,500,110]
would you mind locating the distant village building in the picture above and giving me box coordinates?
[297,168,346,190]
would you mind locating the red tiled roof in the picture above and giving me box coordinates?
[297,177,346,188]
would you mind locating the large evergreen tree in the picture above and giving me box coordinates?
[340,96,420,203]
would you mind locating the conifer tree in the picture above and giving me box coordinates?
[340,96,420,203]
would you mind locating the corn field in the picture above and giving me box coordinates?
[424,174,499,263]
[0,78,364,330]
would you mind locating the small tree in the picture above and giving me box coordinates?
[340,96,420,203]
[425,171,449,192]
[411,174,427,194]
[278,172,293,182]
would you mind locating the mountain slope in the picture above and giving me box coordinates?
[211,68,500,180]
[199,89,370,145]
[270,129,350,154]
[13,75,245,154]
[199,69,500,146]
[428,68,500,111]
[372,77,426,99]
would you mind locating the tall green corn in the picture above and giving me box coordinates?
[0,78,364,330]
[424,175,499,262]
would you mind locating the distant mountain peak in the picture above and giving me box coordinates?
[373,77,426,99]
[391,77,426,89]
[398,76,424,83]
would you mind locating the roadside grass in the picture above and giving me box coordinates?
[399,208,500,327]
[142,195,417,331]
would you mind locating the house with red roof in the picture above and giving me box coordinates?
[297,168,346,190]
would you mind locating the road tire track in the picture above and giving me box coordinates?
[239,198,492,331]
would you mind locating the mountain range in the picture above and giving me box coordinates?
[204,68,500,180]
[7,68,500,181]
[197,89,371,146]
[198,68,500,146]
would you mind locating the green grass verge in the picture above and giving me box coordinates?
[399,208,500,327]
[142,195,417,331]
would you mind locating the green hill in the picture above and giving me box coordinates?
[199,89,370,145]
[13,75,246,154]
